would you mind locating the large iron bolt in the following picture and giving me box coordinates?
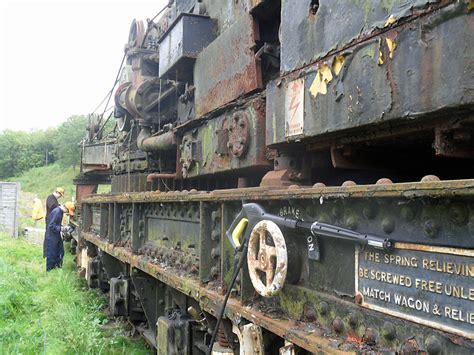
[332,317,344,333]
[424,219,439,238]
[401,205,416,221]
[348,312,359,329]
[319,301,329,315]
[363,328,378,345]
[425,335,442,355]
[381,321,396,340]
[382,218,395,234]
[211,247,220,258]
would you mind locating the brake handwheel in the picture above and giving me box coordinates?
[247,220,288,297]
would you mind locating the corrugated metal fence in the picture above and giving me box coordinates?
[0,182,20,238]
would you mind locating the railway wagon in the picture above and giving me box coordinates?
[74,0,474,353]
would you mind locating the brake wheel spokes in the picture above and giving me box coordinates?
[248,220,288,297]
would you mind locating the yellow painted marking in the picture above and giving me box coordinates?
[232,218,248,247]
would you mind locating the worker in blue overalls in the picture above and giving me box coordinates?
[45,201,75,271]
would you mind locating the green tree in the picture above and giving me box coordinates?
[0,116,88,179]
[0,130,22,178]
[52,115,88,168]
[0,130,54,179]
[31,128,56,165]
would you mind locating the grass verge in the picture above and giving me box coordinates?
[0,233,151,354]
[7,164,78,200]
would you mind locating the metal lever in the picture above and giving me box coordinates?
[310,221,393,251]
[227,203,394,253]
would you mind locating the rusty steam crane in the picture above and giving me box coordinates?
[74,0,473,353]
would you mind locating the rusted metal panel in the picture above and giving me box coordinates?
[194,14,263,118]
[203,0,255,33]
[81,142,114,173]
[174,0,198,15]
[75,185,97,205]
[180,96,271,178]
[145,202,201,263]
[267,1,474,146]
[280,0,444,73]
[111,173,148,193]
[158,13,217,82]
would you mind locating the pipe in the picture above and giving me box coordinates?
[137,126,176,152]
[146,172,177,183]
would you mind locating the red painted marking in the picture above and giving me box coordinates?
[288,81,301,119]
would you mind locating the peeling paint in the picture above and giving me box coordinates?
[378,50,384,66]
[332,55,345,76]
[309,63,333,97]
[386,38,397,59]
[376,36,397,65]
[384,14,397,27]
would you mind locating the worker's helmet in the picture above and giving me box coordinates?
[64,201,75,216]
[56,187,65,197]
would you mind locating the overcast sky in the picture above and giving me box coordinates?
[0,0,167,132]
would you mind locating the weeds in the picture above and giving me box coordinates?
[0,233,150,354]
